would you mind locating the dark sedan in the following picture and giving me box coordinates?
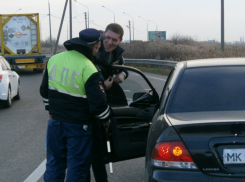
[101,58,244,182]
[145,58,245,182]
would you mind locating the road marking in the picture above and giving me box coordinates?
[146,76,166,81]
[23,159,46,182]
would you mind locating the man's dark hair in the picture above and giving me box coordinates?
[105,23,124,39]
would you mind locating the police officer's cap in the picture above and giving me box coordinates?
[79,28,106,45]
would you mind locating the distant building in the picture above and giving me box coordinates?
[208,40,215,43]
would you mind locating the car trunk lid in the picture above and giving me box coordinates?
[167,111,245,177]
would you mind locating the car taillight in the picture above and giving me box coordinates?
[0,74,2,82]
[36,64,45,68]
[151,141,198,170]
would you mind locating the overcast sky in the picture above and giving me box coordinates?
[1,0,245,44]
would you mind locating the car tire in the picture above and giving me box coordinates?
[13,82,20,100]
[3,87,11,108]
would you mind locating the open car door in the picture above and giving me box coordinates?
[107,65,160,162]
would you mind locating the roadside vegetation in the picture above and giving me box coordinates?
[120,35,245,61]
[41,35,245,75]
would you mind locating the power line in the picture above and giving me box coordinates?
[72,2,82,24]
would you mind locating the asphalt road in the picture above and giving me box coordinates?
[0,70,167,182]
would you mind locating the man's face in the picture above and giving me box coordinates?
[92,41,101,56]
[103,30,122,52]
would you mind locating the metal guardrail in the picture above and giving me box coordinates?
[43,54,177,67]
[124,59,177,67]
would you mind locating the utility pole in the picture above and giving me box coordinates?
[69,0,72,39]
[84,12,87,29]
[54,0,68,55]
[123,12,134,40]
[74,0,89,28]
[48,0,52,56]
[221,0,224,51]
[128,21,131,42]
[67,23,68,40]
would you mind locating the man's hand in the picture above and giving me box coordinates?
[113,72,125,84]
[104,76,113,90]
[49,115,52,119]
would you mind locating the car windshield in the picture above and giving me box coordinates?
[169,66,245,113]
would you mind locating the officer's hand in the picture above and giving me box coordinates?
[103,119,110,128]
[113,72,125,84]
[104,76,113,90]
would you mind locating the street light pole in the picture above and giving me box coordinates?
[139,16,148,41]
[126,21,131,42]
[102,5,115,23]
[148,20,158,31]
[149,20,158,40]
[123,12,134,40]
[74,0,89,28]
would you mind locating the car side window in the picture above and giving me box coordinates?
[0,58,7,70]
[106,70,155,107]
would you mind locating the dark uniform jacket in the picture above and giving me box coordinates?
[94,40,128,79]
[40,38,110,125]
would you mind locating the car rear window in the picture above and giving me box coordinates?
[170,66,245,112]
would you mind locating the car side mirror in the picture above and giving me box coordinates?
[133,92,147,101]
[130,92,152,106]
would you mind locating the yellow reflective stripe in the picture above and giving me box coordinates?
[49,87,87,98]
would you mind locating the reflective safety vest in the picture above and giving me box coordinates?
[47,50,98,98]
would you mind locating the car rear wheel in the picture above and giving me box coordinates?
[13,82,20,100]
[3,88,11,108]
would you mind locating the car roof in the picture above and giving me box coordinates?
[179,57,245,68]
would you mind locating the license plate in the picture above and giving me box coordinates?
[223,149,245,164]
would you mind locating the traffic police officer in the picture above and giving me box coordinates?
[40,28,110,182]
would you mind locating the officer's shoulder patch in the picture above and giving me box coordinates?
[98,81,105,93]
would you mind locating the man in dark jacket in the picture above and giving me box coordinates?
[40,28,110,182]
[89,23,126,182]
[95,23,127,88]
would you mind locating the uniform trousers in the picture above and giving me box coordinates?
[44,119,92,182]
[87,119,108,182]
